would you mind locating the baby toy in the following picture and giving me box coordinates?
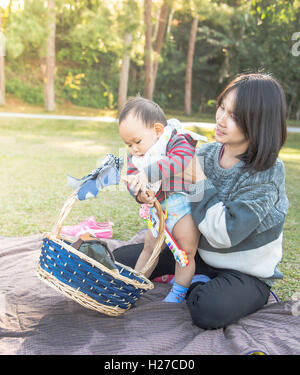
[140,204,189,267]
[67,153,123,200]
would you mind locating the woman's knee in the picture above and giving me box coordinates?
[186,284,229,329]
[186,273,271,330]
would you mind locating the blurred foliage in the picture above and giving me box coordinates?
[1,0,300,118]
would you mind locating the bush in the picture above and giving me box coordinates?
[5,76,44,105]
[55,67,119,109]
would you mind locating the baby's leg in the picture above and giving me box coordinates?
[134,229,163,278]
[164,214,200,302]
[173,213,200,287]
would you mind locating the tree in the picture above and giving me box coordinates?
[117,0,141,114]
[246,0,300,119]
[150,0,170,98]
[143,0,172,100]
[118,32,132,113]
[182,0,247,114]
[144,0,153,99]
[184,15,198,115]
[44,0,56,111]
[2,0,299,118]
[0,9,5,106]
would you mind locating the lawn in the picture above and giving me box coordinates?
[0,114,299,301]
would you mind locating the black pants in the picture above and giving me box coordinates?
[114,243,271,330]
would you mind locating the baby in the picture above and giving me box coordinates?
[119,96,206,303]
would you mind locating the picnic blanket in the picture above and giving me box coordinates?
[0,233,299,355]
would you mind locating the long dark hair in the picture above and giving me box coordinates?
[217,73,287,171]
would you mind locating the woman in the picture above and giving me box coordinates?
[114,73,289,329]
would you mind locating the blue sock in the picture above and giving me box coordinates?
[163,282,188,303]
[191,274,211,283]
[168,274,211,285]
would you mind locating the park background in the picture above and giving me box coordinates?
[0,0,299,301]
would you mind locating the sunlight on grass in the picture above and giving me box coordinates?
[280,147,300,161]
[53,140,109,154]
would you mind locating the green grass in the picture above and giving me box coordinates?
[0,117,145,240]
[0,115,299,302]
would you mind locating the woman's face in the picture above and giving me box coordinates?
[215,89,249,151]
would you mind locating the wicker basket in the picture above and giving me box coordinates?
[36,189,165,316]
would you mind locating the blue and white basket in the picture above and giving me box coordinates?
[36,190,165,316]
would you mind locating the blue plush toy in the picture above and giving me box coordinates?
[67,154,123,200]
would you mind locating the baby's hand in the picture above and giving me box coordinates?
[137,189,156,207]
[124,172,149,196]
[121,175,156,206]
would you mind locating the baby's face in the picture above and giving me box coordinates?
[119,113,163,157]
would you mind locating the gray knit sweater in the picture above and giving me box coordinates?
[187,142,289,286]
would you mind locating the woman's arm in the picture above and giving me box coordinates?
[185,155,282,249]
[190,180,279,248]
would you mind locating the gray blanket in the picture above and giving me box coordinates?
[0,234,299,355]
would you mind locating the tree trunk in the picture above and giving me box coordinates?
[118,33,132,114]
[184,16,199,115]
[150,0,169,98]
[0,13,5,106]
[296,103,300,121]
[44,0,56,112]
[153,7,160,42]
[166,7,174,36]
[144,0,153,100]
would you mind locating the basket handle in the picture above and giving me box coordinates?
[50,189,166,276]
[51,188,79,239]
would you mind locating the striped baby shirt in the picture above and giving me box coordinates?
[126,129,198,202]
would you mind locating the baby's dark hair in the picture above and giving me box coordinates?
[217,72,287,172]
[119,96,167,127]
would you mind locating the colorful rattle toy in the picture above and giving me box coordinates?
[140,203,189,267]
